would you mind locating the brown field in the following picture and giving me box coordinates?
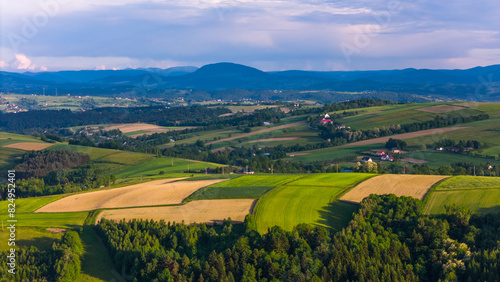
[104,123,195,137]
[343,127,468,147]
[280,107,291,113]
[96,199,256,224]
[340,174,449,202]
[246,137,299,143]
[2,142,54,150]
[35,178,227,212]
[206,121,307,145]
[416,105,466,114]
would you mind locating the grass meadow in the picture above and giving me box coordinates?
[253,173,373,233]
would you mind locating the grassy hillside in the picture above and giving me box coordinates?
[187,174,305,200]
[253,173,374,233]
[424,176,500,214]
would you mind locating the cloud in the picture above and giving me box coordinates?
[0,0,499,71]
[0,61,8,68]
[14,53,36,70]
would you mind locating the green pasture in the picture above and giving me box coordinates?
[403,150,500,167]
[0,131,45,146]
[424,189,500,215]
[434,176,500,190]
[113,156,223,179]
[187,174,305,200]
[253,173,373,233]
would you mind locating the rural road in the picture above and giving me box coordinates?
[206,120,307,145]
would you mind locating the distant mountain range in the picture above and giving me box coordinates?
[1,63,499,101]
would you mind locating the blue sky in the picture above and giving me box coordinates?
[1,0,499,72]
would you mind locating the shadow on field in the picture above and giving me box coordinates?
[16,237,59,252]
[316,201,359,232]
[478,205,500,215]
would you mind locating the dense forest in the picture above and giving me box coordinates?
[14,150,90,179]
[94,194,500,281]
[0,231,83,281]
[0,150,115,199]
[0,105,231,132]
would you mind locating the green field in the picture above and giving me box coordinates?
[424,176,500,214]
[403,150,500,167]
[284,144,378,163]
[424,189,500,215]
[254,173,374,233]
[0,131,47,146]
[0,195,89,228]
[114,156,223,178]
[434,176,500,190]
[187,174,305,200]
[0,227,63,252]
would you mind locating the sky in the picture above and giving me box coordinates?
[1,0,499,72]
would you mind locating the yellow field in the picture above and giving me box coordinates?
[96,199,256,224]
[35,178,227,212]
[2,142,54,150]
[416,105,466,114]
[340,174,448,202]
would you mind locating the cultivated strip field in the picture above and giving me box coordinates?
[340,174,448,202]
[96,199,256,224]
[3,142,54,150]
[416,105,466,114]
[343,127,468,147]
[36,178,227,212]
[206,121,307,145]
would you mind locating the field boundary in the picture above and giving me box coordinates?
[421,176,453,206]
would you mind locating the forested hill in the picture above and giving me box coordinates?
[1,62,500,101]
[0,105,231,131]
[94,194,500,281]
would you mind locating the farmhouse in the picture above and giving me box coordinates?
[451,147,460,153]
[335,124,347,129]
[361,157,373,163]
[381,155,394,162]
[320,118,332,124]
[435,147,444,151]
[376,150,386,156]
[390,148,400,153]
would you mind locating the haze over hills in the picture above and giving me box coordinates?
[1,62,499,101]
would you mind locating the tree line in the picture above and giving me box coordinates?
[0,105,231,132]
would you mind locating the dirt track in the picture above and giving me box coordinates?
[206,121,307,145]
[341,174,449,202]
[343,127,468,147]
[35,178,227,212]
[96,199,257,225]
